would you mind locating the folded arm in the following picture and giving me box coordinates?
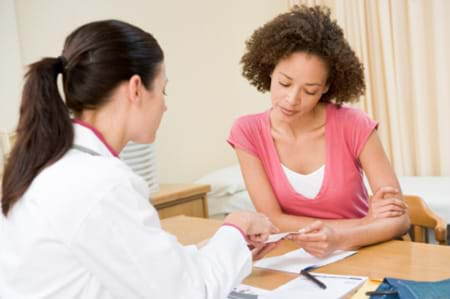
[234,131,409,256]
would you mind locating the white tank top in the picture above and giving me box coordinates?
[281,164,325,199]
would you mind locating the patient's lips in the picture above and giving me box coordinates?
[280,106,297,117]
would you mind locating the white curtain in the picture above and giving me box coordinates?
[289,0,450,176]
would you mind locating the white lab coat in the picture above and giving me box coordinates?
[0,123,252,299]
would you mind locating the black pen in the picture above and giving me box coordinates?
[300,267,327,289]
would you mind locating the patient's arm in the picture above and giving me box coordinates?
[234,131,409,256]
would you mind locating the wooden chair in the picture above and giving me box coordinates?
[404,194,448,245]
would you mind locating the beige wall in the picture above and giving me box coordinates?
[1,0,288,182]
[0,0,23,131]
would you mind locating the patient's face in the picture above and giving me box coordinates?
[270,52,329,122]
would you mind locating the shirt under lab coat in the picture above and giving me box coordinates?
[0,123,252,299]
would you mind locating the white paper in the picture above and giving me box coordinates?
[254,248,357,274]
[266,273,367,299]
[264,232,299,243]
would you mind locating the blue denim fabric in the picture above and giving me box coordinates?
[371,277,450,299]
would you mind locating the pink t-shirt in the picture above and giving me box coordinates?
[227,104,378,219]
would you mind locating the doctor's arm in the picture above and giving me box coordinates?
[69,183,274,299]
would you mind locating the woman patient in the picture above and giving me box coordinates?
[228,5,410,257]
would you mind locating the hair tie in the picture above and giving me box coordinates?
[56,56,67,74]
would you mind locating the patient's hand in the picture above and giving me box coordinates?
[367,186,407,220]
[287,221,341,258]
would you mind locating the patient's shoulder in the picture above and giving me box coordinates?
[231,110,268,134]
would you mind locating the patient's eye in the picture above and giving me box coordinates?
[304,89,319,96]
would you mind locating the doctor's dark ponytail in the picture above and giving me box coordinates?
[1,20,164,216]
[1,58,73,216]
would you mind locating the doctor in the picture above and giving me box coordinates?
[0,20,278,298]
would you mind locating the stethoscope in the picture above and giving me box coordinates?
[71,144,101,156]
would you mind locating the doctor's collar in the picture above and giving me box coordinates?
[72,119,119,158]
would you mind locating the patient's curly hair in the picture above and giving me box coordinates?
[241,5,365,105]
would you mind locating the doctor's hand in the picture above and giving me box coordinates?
[366,186,407,221]
[287,221,341,258]
[249,242,280,261]
[224,211,279,248]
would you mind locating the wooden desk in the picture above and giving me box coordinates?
[151,184,210,219]
[161,215,450,292]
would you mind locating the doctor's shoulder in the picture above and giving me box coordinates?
[34,151,148,202]
[74,153,148,195]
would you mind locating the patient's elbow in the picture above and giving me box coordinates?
[398,213,411,236]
